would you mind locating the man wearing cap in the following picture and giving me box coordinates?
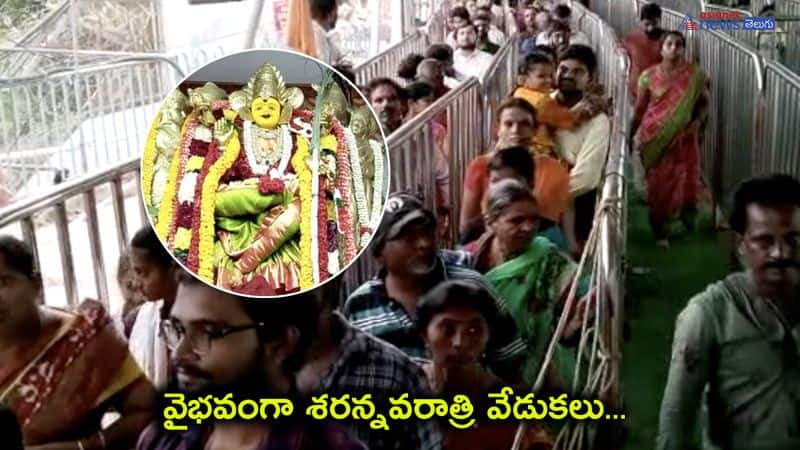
[343,193,527,382]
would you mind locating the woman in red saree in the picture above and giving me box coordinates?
[631,31,710,248]
[0,236,154,449]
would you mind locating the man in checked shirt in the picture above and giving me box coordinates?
[343,192,528,384]
[295,277,443,450]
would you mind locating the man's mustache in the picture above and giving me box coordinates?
[175,363,213,381]
[765,260,800,270]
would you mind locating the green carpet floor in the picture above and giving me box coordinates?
[620,191,731,450]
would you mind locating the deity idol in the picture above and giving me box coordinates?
[208,63,307,295]
[146,62,382,296]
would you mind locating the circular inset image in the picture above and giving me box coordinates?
[140,49,389,298]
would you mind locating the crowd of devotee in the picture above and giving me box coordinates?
[0,0,798,449]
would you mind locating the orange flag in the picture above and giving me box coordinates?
[285,0,318,58]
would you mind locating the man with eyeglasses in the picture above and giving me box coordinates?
[136,271,366,450]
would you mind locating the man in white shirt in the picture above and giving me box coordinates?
[553,45,610,249]
[310,0,345,65]
[445,5,472,50]
[452,23,495,81]
[536,3,590,48]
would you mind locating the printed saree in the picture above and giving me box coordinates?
[0,300,144,445]
[481,236,589,389]
[636,63,705,227]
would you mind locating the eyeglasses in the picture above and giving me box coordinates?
[159,318,263,355]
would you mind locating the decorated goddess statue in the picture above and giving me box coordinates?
[146,61,385,296]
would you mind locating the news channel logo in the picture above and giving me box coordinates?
[679,12,776,31]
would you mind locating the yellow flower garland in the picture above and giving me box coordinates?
[196,133,242,282]
[174,227,193,251]
[292,136,314,290]
[186,155,205,172]
[141,111,161,209]
[156,112,194,242]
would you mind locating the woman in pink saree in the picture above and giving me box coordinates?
[0,236,154,449]
[631,32,710,248]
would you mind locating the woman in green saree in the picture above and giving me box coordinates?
[462,178,590,390]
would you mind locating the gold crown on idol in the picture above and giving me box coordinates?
[230,62,304,124]
[314,80,350,128]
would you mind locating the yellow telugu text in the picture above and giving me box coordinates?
[161,389,622,431]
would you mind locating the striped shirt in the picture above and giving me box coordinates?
[342,250,527,381]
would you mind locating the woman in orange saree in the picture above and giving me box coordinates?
[0,236,154,450]
[631,31,710,248]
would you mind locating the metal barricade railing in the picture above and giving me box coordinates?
[702,3,758,48]
[754,60,800,176]
[592,0,640,34]
[696,28,764,212]
[170,45,233,76]
[343,78,484,290]
[772,16,800,73]
[657,0,703,17]
[0,0,160,78]
[751,0,800,16]
[511,3,629,448]
[353,30,430,87]
[479,34,520,150]
[0,57,184,200]
[412,0,436,25]
[0,156,144,311]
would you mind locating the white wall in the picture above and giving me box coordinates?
[185,49,327,84]
[159,0,284,53]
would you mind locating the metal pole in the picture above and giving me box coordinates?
[69,0,88,175]
[369,0,381,55]
[245,0,268,48]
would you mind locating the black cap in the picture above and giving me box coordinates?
[371,192,436,258]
